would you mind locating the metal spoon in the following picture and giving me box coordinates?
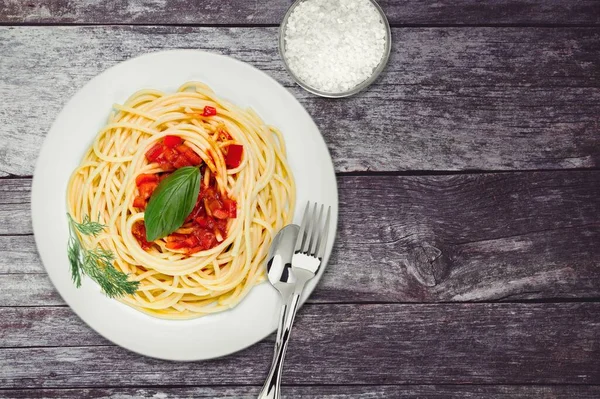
[259,224,299,399]
[266,224,299,352]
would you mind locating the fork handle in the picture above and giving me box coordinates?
[257,291,302,399]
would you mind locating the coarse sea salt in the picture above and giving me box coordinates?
[283,0,388,94]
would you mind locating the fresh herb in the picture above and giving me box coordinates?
[144,166,201,241]
[67,214,139,298]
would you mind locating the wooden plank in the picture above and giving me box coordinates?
[0,178,30,234]
[1,0,599,25]
[1,385,600,399]
[2,170,600,305]
[0,178,30,204]
[0,236,39,274]
[0,307,107,347]
[333,171,600,302]
[1,27,599,176]
[0,275,62,306]
[0,178,31,233]
[0,303,599,386]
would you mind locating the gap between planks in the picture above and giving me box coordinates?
[2,168,600,181]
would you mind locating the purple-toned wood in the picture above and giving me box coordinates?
[1,171,599,306]
[1,0,599,25]
[2,385,600,399]
[1,1,599,395]
[0,303,599,387]
[1,27,599,175]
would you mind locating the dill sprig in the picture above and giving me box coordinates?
[67,213,139,298]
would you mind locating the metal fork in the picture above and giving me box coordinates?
[257,202,331,399]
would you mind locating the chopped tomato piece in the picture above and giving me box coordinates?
[223,199,237,218]
[165,234,201,251]
[163,148,178,163]
[207,198,228,218]
[184,148,202,165]
[135,173,158,186]
[132,222,144,237]
[203,106,217,116]
[166,241,186,250]
[159,161,173,171]
[175,144,189,154]
[183,236,200,247]
[213,209,228,219]
[164,135,183,148]
[138,182,158,200]
[225,144,243,168]
[132,222,152,250]
[195,228,217,249]
[195,215,215,229]
[186,199,204,222]
[132,196,146,209]
[146,143,164,162]
[173,155,192,169]
[216,218,228,232]
[200,186,217,201]
[206,199,222,213]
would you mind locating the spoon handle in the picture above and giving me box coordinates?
[274,289,293,355]
[257,291,302,399]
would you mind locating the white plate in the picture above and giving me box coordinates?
[31,50,338,361]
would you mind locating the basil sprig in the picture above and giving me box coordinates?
[144,166,201,242]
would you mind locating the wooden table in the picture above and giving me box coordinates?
[1,1,600,398]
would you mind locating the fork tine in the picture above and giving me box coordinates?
[316,206,331,260]
[302,202,317,253]
[309,204,324,256]
[295,202,311,252]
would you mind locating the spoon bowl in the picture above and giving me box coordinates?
[266,224,300,347]
[267,224,299,289]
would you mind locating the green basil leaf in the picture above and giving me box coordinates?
[144,166,200,242]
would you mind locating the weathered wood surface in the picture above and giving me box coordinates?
[2,386,600,399]
[3,385,600,399]
[1,303,599,387]
[2,1,600,395]
[1,171,599,306]
[1,0,599,25]
[1,26,600,176]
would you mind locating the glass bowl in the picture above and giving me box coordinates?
[279,0,392,98]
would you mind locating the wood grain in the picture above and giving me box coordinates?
[0,178,31,233]
[2,0,600,395]
[1,303,599,387]
[1,171,599,306]
[2,385,600,399]
[1,26,599,176]
[1,0,599,25]
[0,236,39,274]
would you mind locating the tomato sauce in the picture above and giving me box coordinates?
[132,135,241,254]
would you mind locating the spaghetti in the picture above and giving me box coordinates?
[67,81,295,319]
